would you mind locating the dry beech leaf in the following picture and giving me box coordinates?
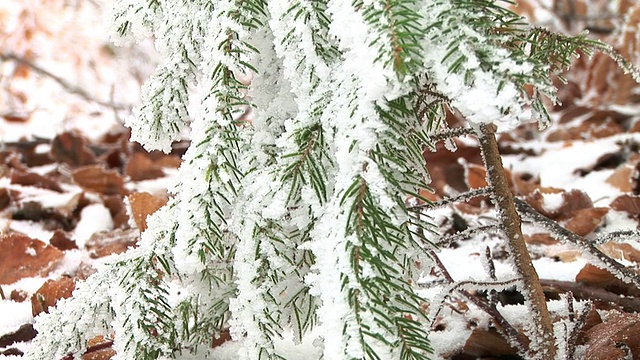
[576,264,640,297]
[546,119,621,142]
[50,131,97,167]
[85,228,140,259]
[0,324,36,348]
[525,189,593,220]
[0,234,63,285]
[511,173,542,196]
[49,230,77,251]
[128,192,168,232]
[125,152,164,181]
[524,233,558,246]
[454,202,487,215]
[562,207,609,236]
[11,171,63,192]
[464,163,488,189]
[154,154,182,168]
[610,195,640,217]
[423,140,483,197]
[31,276,76,316]
[73,262,97,281]
[463,327,519,357]
[212,329,232,348]
[606,165,634,192]
[547,249,582,263]
[82,335,115,360]
[599,242,640,264]
[72,165,126,196]
[1,113,30,123]
[583,312,640,360]
[10,289,28,302]
[102,195,129,229]
[418,188,439,202]
[0,188,17,211]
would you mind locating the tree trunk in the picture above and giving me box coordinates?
[478,123,556,360]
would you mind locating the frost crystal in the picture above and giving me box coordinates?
[27,0,620,359]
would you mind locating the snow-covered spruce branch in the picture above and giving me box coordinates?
[27,0,640,359]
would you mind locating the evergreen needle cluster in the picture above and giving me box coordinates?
[27,0,633,359]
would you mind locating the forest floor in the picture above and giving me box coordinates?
[2,1,640,359]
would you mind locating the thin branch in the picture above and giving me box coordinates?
[435,224,501,247]
[564,301,592,360]
[427,127,476,144]
[516,198,640,290]
[409,187,493,211]
[0,52,131,110]
[592,229,640,245]
[540,279,640,313]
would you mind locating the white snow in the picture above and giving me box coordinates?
[73,203,114,248]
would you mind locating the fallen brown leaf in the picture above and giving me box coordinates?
[583,312,640,360]
[562,207,609,236]
[50,131,97,167]
[599,242,640,264]
[85,228,139,258]
[10,289,28,302]
[72,165,126,196]
[31,276,76,316]
[463,327,519,357]
[82,335,115,360]
[0,234,64,285]
[128,192,168,232]
[610,194,640,218]
[0,324,36,348]
[11,170,63,192]
[576,264,640,297]
[125,152,165,181]
[606,164,634,192]
[102,195,129,229]
[49,229,77,251]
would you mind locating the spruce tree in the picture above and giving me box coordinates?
[26,0,639,359]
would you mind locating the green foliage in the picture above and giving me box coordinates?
[27,1,639,360]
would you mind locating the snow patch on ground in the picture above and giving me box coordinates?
[73,203,114,248]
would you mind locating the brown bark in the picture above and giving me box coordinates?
[478,123,556,359]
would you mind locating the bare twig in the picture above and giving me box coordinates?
[484,246,499,307]
[540,279,640,313]
[0,52,131,110]
[427,127,476,144]
[564,301,593,360]
[435,224,501,247]
[408,187,493,211]
[516,198,640,291]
